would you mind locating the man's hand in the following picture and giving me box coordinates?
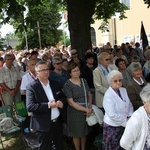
[49,100,57,108]
[56,100,63,108]
[9,89,16,96]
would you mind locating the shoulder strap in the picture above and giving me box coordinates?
[81,78,88,108]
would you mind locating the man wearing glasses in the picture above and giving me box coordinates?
[49,57,69,89]
[26,61,66,150]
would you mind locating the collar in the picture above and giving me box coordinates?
[133,77,144,85]
[29,71,37,77]
[40,80,50,87]
[3,63,13,70]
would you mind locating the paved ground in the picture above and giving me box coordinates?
[0,124,103,150]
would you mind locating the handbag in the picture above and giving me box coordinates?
[81,78,98,126]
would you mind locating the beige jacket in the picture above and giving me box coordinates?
[93,67,109,107]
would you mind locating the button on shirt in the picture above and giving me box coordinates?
[41,81,60,120]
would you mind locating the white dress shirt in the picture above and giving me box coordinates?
[41,81,60,120]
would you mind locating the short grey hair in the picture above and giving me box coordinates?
[107,70,123,84]
[27,58,37,66]
[52,57,62,65]
[35,61,48,71]
[140,84,150,102]
[4,53,13,60]
[129,62,142,73]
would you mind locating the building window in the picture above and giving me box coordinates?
[91,27,96,46]
[120,0,130,8]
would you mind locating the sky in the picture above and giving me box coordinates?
[0,24,14,37]
[0,22,69,38]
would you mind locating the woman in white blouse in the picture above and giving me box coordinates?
[102,70,133,150]
[120,84,150,150]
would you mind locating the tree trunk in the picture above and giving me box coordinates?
[66,0,95,59]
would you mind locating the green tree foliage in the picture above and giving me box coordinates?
[0,38,6,51]
[0,0,128,55]
[143,0,150,7]
[0,0,62,49]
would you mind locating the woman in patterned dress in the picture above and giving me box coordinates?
[63,62,93,150]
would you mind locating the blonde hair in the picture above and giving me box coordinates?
[98,52,110,63]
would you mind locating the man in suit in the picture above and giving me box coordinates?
[26,61,66,150]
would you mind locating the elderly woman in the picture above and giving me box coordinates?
[120,84,150,150]
[102,70,133,150]
[63,62,93,150]
[143,49,150,78]
[126,62,147,111]
[93,52,111,110]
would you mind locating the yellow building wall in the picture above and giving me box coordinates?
[91,0,150,47]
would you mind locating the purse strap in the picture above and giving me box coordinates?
[81,78,88,108]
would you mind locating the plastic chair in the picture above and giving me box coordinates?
[15,101,28,117]
[0,105,20,149]
[14,101,39,150]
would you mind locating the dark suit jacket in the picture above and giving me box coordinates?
[126,78,147,110]
[26,79,66,132]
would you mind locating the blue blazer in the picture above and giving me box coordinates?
[26,79,66,132]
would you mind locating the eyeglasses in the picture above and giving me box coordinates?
[55,62,62,65]
[112,79,122,83]
[36,68,49,72]
[105,58,111,61]
[72,69,80,73]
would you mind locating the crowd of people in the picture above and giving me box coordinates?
[0,41,150,150]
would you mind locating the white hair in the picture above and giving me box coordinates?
[107,70,123,84]
[140,84,150,102]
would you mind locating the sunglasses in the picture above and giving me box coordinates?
[105,59,111,61]
[113,79,122,83]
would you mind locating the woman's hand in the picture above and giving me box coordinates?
[86,108,93,117]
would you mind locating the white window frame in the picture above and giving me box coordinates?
[120,0,130,8]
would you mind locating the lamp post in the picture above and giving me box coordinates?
[6,34,10,46]
[37,21,42,49]
[114,18,117,45]
[112,13,119,45]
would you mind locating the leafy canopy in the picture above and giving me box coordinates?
[0,0,63,49]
